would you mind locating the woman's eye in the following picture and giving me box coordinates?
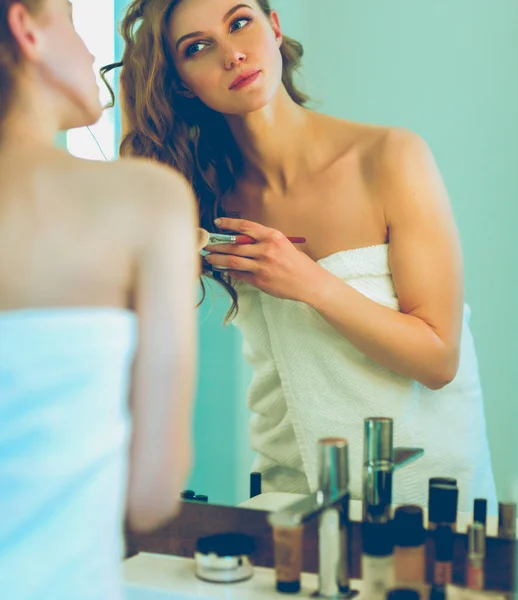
[231,17,251,32]
[185,42,207,57]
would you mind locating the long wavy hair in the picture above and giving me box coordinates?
[101,0,309,321]
[0,0,43,134]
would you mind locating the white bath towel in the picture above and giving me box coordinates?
[233,244,497,513]
[0,308,137,600]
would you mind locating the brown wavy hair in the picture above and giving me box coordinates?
[0,0,43,133]
[101,0,309,321]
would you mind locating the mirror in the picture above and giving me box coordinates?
[71,0,518,515]
[185,0,518,512]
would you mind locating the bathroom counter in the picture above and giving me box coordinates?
[123,552,364,599]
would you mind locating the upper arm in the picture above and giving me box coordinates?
[126,165,199,530]
[378,129,464,354]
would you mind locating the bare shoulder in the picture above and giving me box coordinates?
[57,153,195,221]
[312,114,431,172]
[370,126,434,174]
[86,156,192,206]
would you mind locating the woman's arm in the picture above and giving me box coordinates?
[125,164,199,532]
[303,129,464,390]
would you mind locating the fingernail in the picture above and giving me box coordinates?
[214,218,222,225]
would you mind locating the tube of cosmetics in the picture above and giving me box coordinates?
[466,523,485,591]
[361,521,395,600]
[428,483,458,531]
[497,502,516,539]
[393,505,425,590]
[268,511,304,594]
[433,524,454,586]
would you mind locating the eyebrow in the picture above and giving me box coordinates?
[175,3,253,52]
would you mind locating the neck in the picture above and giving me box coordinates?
[0,81,60,152]
[225,86,314,194]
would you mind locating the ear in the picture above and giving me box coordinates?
[177,81,197,99]
[269,10,283,48]
[7,3,42,62]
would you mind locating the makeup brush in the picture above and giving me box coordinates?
[197,228,211,252]
[198,228,306,249]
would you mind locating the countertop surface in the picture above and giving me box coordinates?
[124,552,363,599]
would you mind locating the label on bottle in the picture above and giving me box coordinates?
[361,554,394,600]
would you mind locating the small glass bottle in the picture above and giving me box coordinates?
[393,505,425,588]
[466,523,485,590]
[433,524,454,586]
[362,521,394,600]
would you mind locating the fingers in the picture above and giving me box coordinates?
[214,217,272,241]
[205,252,258,272]
[204,243,262,256]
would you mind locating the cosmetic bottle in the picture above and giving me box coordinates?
[363,417,394,523]
[466,523,485,590]
[473,499,487,532]
[362,521,395,600]
[268,511,304,593]
[393,505,425,590]
[428,483,458,530]
[497,502,516,539]
[250,472,262,499]
[433,524,454,586]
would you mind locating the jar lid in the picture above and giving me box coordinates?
[195,533,255,584]
[387,590,420,600]
[196,533,256,557]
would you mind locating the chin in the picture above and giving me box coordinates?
[63,102,103,131]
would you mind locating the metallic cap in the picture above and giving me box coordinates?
[468,523,486,557]
[364,417,394,464]
[498,502,517,539]
[317,437,349,496]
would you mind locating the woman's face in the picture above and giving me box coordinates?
[25,0,102,127]
[170,0,284,116]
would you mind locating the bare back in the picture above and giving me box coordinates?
[0,141,199,531]
[0,145,154,310]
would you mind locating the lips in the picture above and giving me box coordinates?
[229,69,261,90]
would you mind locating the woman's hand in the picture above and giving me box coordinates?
[205,217,319,302]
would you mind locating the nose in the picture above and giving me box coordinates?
[223,45,247,70]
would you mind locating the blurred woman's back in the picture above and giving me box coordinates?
[0,1,198,598]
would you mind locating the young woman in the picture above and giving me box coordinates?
[105,0,497,512]
[0,0,198,597]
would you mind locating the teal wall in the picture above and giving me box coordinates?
[111,0,518,505]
